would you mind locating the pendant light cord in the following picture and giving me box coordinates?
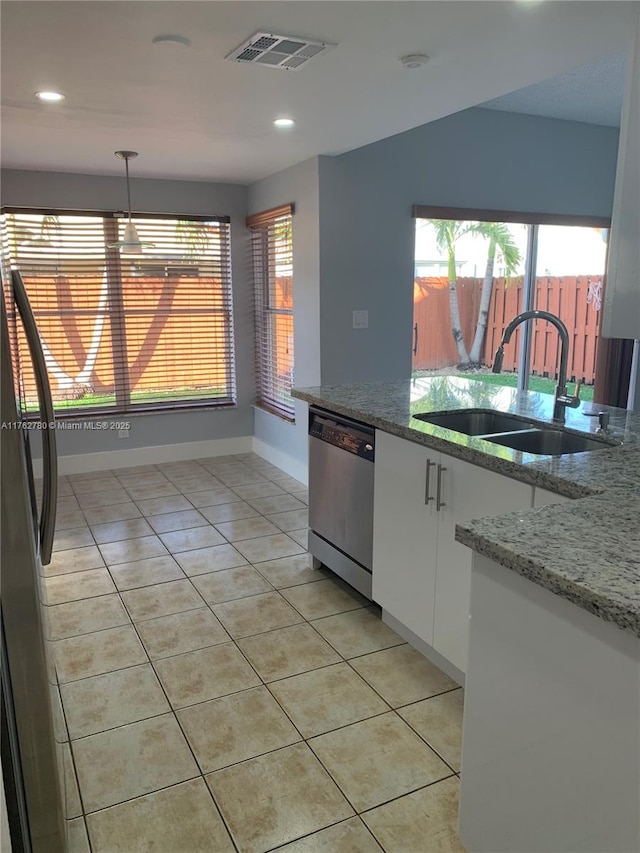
[125,156,133,225]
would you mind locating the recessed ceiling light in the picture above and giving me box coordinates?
[35,91,65,102]
[274,118,295,128]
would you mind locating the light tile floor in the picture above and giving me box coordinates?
[47,453,465,853]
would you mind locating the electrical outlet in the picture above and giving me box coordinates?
[352,309,369,329]
[117,428,129,439]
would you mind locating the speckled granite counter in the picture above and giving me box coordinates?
[292,377,640,637]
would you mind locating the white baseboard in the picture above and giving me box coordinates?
[252,438,308,485]
[36,436,253,477]
[36,433,307,481]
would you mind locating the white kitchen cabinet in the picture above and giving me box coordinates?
[459,553,640,853]
[601,5,640,339]
[533,487,570,508]
[434,455,533,671]
[372,430,439,643]
[373,430,533,673]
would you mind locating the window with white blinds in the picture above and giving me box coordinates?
[1,209,236,416]
[247,204,295,421]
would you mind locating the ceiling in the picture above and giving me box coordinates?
[480,52,627,128]
[1,1,636,184]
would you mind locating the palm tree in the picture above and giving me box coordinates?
[468,223,521,365]
[430,219,478,365]
[38,214,62,246]
[175,219,217,256]
[429,219,521,368]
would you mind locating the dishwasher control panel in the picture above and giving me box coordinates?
[309,409,375,461]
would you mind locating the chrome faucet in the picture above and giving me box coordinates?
[492,309,581,424]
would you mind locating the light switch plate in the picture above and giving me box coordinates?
[353,309,369,329]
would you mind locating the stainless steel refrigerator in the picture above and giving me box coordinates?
[1,269,67,851]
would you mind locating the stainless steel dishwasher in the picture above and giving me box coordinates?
[308,406,375,598]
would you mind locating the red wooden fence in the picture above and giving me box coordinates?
[413,275,602,384]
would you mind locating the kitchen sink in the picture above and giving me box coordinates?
[413,409,534,436]
[485,428,615,456]
[412,407,620,456]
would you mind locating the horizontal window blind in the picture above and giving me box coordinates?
[412,204,611,229]
[247,204,294,421]
[1,209,235,416]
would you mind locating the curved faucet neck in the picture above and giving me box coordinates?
[493,309,577,423]
[500,310,570,390]
[501,310,569,348]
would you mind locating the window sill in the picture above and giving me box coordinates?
[252,404,296,425]
[28,400,237,422]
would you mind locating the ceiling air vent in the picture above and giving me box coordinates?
[226,32,336,71]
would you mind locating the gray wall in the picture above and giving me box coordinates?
[317,107,620,385]
[247,109,619,463]
[248,157,321,470]
[2,106,624,465]
[1,169,253,457]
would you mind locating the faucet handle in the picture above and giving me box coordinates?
[562,380,581,409]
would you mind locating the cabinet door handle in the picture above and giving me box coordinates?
[425,459,436,504]
[436,464,446,511]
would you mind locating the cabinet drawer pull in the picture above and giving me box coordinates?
[425,459,436,504]
[436,464,446,511]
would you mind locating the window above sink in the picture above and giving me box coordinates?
[411,207,615,406]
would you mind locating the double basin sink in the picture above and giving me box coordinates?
[412,409,617,456]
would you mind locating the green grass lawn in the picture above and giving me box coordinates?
[27,386,227,412]
[455,372,594,403]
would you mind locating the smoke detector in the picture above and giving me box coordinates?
[226,31,336,71]
[400,54,430,69]
[152,35,192,51]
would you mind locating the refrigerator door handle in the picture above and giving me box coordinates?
[12,270,58,564]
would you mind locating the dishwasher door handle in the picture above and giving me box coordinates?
[425,459,436,504]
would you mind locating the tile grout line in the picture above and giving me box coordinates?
[112,481,284,852]
[120,605,243,853]
[60,622,458,762]
[207,545,461,824]
[54,455,459,850]
[265,815,386,853]
[72,576,220,843]
[67,457,301,850]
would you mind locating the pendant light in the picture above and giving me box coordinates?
[108,151,154,253]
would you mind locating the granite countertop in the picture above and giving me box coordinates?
[292,377,640,637]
